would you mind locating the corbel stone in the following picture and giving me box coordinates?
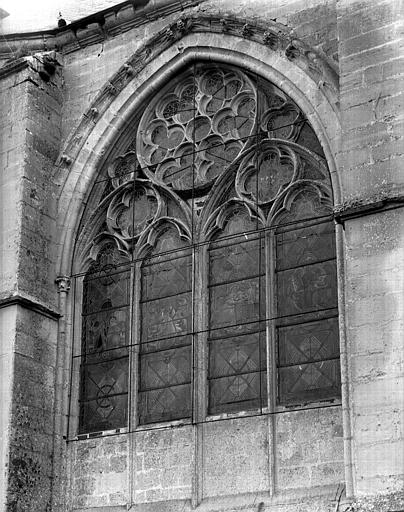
[55,276,71,293]
[60,154,73,166]
[263,30,279,50]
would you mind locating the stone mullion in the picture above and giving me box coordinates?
[64,275,82,511]
[68,276,84,438]
[266,229,277,495]
[191,241,208,507]
[129,260,142,506]
[52,276,72,511]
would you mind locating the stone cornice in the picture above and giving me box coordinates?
[0,0,204,59]
[0,52,62,83]
[0,57,30,80]
[0,294,61,320]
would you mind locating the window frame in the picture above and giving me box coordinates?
[69,62,342,438]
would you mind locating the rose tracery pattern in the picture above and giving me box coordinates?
[136,65,257,193]
[78,62,339,432]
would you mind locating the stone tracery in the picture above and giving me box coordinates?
[88,63,331,255]
[77,62,339,430]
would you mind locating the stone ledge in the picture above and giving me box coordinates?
[0,294,61,320]
[0,52,63,83]
[0,57,29,80]
[334,192,404,223]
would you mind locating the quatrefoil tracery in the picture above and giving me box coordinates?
[83,63,333,263]
[136,65,257,193]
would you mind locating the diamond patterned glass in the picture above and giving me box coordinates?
[79,247,130,433]
[138,229,192,424]
[279,359,341,403]
[275,221,340,405]
[77,63,341,433]
[208,211,267,414]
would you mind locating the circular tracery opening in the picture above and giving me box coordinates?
[133,62,324,197]
[75,61,339,433]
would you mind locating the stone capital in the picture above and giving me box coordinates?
[55,276,71,293]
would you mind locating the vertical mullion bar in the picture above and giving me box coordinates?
[67,275,79,438]
[128,171,136,430]
[267,228,277,495]
[267,230,277,409]
[191,62,197,423]
[254,72,264,415]
[128,175,138,507]
[190,62,204,509]
[261,64,277,495]
[128,261,139,506]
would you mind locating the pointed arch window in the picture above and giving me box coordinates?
[75,62,340,433]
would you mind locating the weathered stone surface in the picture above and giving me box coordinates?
[0,1,403,511]
[134,427,193,503]
[276,407,344,490]
[203,416,269,497]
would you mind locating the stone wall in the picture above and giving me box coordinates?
[337,0,404,501]
[0,1,403,511]
[70,408,345,510]
[0,56,62,511]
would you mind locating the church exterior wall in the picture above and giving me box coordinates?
[0,1,402,511]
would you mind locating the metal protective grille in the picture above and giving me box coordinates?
[75,62,340,433]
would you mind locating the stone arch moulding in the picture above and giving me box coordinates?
[52,12,353,500]
[55,13,342,279]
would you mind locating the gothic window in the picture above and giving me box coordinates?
[76,62,340,433]
[138,227,193,424]
[79,245,130,433]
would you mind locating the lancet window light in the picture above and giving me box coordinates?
[74,62,341,434]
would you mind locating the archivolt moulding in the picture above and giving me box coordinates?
[55,13,339,178]
[55,15,341,278]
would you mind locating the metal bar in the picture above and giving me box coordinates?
[90,118,313,186]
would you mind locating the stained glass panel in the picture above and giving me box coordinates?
[138,383,191,424]
[140,345,191,390]
[141,292,192,342]
[209,277,265,337]
[274,189,332,226]
[80,355,128,401]
[208,210,267,413]
[276,222,335,271]
[278,359,341,404]
[209,372,267,415]
[277,261,337,317]
[79,393,127,434]
[83,268,130,315]
[209,333,265,378]
[209,237,264,285]
[140,333,191,354]
[275,216,340,404]
[278,317,339,366]
[82,307,129,357]
[139,234,192,424]
[142,255,191,300]
[296,121,325,157]
[80,247,130,432]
